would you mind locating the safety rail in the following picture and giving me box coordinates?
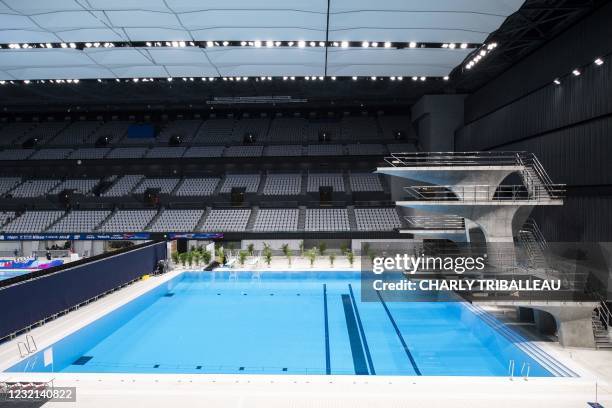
[594,298,612,332]
[384,151,525,167]
[520,219,549,250]
[403,184,565,202]
[404,215,465,230]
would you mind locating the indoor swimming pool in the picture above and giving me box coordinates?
[7,271,569,376]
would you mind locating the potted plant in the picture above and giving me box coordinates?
[263,247,272,267]
[281,243,289,257]
[307,249,317,267]
[299,241,305,257]
[238,250,248,266]
[171,251,179,266]
[329,253,336,267]
[347,250,354,267]
[202,250,212,266]
[340,243,348,255]
[318,241,327,256]
[193,251,201,266]
[179,252,187,267]
[247,243,255,256]
[286,248,293,266]
[187,251,194,267]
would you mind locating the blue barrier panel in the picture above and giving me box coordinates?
[0,241,166,340]
[127,124,155,139]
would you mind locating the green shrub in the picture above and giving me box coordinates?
[347,251,354,267]
[247,243,255,256]
[238,250,248,266]
[202,250,212,265]
[329,253,336,267]
[307,249,317,267]
[318,241,327,256]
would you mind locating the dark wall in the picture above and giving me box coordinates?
[0,241,166,340]
[455,3,612,241]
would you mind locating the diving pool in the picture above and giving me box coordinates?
[8,271,570,376]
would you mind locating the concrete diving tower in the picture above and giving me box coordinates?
[377,152,565,267]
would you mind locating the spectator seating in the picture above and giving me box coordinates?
[264,145,303,156]
[144,147,186,158]
[306,121,342,143]
[0,122,37,146]
[354,207,402,231]
[232,117,270,143]
[341,116,380,141]
[89,121,131,144]
[387,142,418,153]
[106,147,149,159]
[0,149,35,160]
[133,178,180,194]
[379,115,413,140]
[101,175,144,197]
[268,118,307,143]
[199,208,251,232]
[68,147,111,159]
[47,210,111,232]
[50,179,99,195]
[174,178,220,196]
[349,173,384,192]
[183,146,225,158]
[49,121,102,145]
[10,179,61,197]
[147,209,205,232]
[97,209,157,232]
[305,208,350,231]
[307,173,345,192]
[252,208,299,231]
[29,148,73,160]
[263,174,301,195]
[219,174,260,193]
[346,144,386,156]
[192,118,235,144]
[13,122,67,145]
[306,144,344,156]
[157,120,202,144]
[0,177,21,195]
[2,211,64,232]
[0,211,16,227]
[224,145,264,157]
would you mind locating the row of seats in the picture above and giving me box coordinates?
[0,207,403,232]
[0,116,412,146]
[0,173,385,198]
[0,142,417,161]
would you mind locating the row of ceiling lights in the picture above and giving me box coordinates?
[553,56,605,85]
[0,75,451,85]
[2,40,479,50]
[464,42,498,70]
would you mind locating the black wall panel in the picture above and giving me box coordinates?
[0,241,166,340]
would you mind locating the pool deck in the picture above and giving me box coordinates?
[1,260,612,407]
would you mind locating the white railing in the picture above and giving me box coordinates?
[403,184,564,202]
[404,215,465,230]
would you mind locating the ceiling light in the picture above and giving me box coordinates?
[553,78,561,85]
[283,76,288,80]
[333,42,339,47]
[290,76,295,80]
[384,42,391,48]
[223,41,229,46]
[409,42,416,48]
[390,76,396,81]
[305,76,310,80]
[179,41,186,47]
[371,76,377,80]
[275,41,281,47]
[448,43,456,49]
[298,41,306,48]
[85,42,92,48]
[397,76,403,81]
[362,41,369,48]
[441,43,448,48]
[341,41,349,48]
[412,76,418,81]
[69,43,76,48]
[352,76,358,81]
[572,69,581,76]
[266,41,274,48]
[443,76,449,81]
[309,41,316,47]
[595,58,604,66]
[331,76,336,80]
[319,76,324,80]
[205,41,214,47]
[45,43,52,48]
[319,41,325,47]
[167,77,173,82]
[73,79,79,84]
[288,41,294,46]
[254,40,262,48]
[240,41,247,46]
[60,43,67,48]
[23,80,30,84]
[243,77,248,81]
[267,76,272,80]
[420,76,426,81]
[480,50,486,56]
[371,42,378,47]
[460,43,467,49]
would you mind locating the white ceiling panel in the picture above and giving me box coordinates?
[0,30,59,43]
[84,48,154,66]
[0,49,93,69]
[0,13,39,30]
[86,0,170,13]
[123,28,190,42]
[30,11,107,31]
[55,29,124,43]
[207,47,325,77]
[1,0,84,14]
[110,65,169,78]
[146,48,211,65]
[164,65,219,77]
[330,0,525,15]
[5,66,115,80]
[327,48,470,77]
[164,0,327,13]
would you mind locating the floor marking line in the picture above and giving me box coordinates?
[323,283,331,375]
[348,284,375,375]
[341,294,369,375]
[376,290,422,375]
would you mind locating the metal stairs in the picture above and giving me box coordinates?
[245,206,258,231]
[592,302,612,349]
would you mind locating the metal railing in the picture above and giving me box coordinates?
[594,298,612,332]
[403,184,564,202]
[383,151,525,167]
[404,215,465,230]
[520,219,549,250]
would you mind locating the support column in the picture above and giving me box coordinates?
[537,305,597,348]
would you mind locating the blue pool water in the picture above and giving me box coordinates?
[0,270,29,281]
[9,271,558,376]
